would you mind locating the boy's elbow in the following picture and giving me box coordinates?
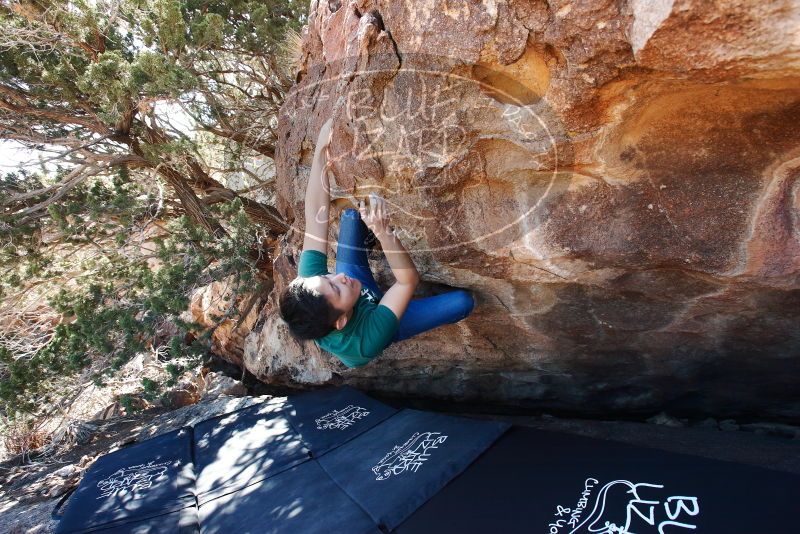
[407,270,420,287]
[390,264,419,287]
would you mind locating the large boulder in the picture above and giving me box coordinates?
[247,0,800,419]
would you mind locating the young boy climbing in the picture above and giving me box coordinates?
[278,118,475,368]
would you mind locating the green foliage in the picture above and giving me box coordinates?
[118,394,136,414]
[153,0,188,53]
[192,13,225,48]
[141,377,160,401]
[0,0,306,421]
[131,52,196,96]
[77,50,131,110]
[1,0,305,134]
[0,168,265,418]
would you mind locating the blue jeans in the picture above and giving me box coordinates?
[335,208,474,345]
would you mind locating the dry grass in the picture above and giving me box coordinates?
[277,26,304,80]
[1,419,50,462]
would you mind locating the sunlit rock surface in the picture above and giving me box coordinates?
[246,0,800,419]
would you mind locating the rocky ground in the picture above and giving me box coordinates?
[1,386,798,533]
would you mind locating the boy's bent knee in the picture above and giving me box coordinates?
[342,207,360,220]
[450,290,475,321]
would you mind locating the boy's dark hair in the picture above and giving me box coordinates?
[279,278,341,340]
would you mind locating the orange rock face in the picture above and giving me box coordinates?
[250,0,800,419]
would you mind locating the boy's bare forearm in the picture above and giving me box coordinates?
[377,230,419,286]
[306,119,334,216]
[359,193,418,286]
[305,149,329,214]
[302,120,333,252]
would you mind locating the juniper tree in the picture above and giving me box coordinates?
[0,0,302,233]
[0,0,306,420]
[1,166,271,417]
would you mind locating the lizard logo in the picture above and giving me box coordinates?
[96,461,170,499]
[371,432,448,481]
[315,405,370,430]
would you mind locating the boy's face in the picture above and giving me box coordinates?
[303,272,362,316]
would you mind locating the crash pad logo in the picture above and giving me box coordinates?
[371,432,447,481]
[96,461,170,498]
[548,478,700,534]
[315,405,370,430]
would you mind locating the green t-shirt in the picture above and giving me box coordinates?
[297,249,398,368]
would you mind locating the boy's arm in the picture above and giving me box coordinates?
[359,194,420,320]
[303,119,334,254]
[376,231,419,321]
